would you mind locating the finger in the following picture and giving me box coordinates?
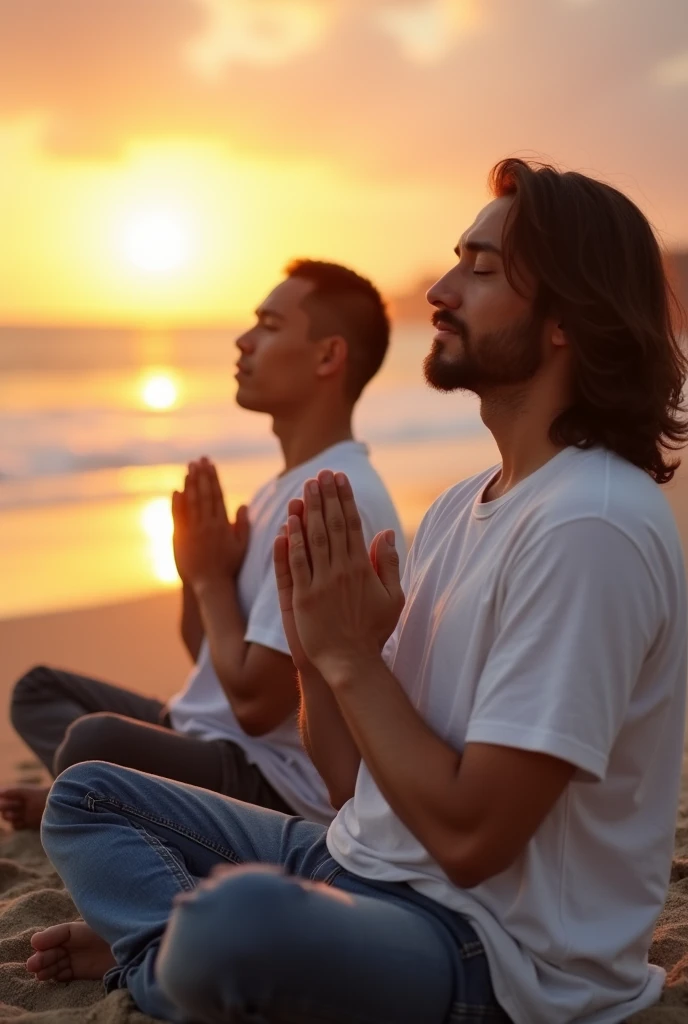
[171,491,186,527]
[287,497,305,520]
[185,473,200,524]
[303,479,330,578]
[197,466,214,522]
[287,513,313,590]
[371,530,404,602]
[317,470,348,564]
[234,504,250,547]
[334,473,368,561]
[273,534,294,612]
[207,462,228,521]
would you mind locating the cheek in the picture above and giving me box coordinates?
[256,341,314,391]
[465,282,528,332]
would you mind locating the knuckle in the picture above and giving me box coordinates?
[327,515,346,534]
[346,513,363,533]
[310,531,328,549]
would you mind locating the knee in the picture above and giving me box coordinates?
[54,713,125,775]
[10,665,56,729]
[157,867,307,1015]
[43,759,121,825]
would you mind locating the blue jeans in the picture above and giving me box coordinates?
[41,762,509,1024]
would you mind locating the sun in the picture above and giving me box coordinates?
[122,209,192,274]
[141,372,179,410]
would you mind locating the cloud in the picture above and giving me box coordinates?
[655,50,688,86]
[372,1,482,64]
[0,0,686,217]
[186,1,335,76]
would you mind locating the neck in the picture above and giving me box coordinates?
[272,402,355,473]
[479,384,568,500]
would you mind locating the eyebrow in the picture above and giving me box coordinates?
[255,307,286,320]
[454,239,503,258]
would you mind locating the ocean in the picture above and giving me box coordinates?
[0,323,487,510]
[0,323,495,618]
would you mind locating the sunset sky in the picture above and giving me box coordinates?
[1,0,687,324]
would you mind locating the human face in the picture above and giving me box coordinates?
[424,196,544,395]
[234,276,321,416]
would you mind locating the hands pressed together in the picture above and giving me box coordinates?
[170,458,404,685]
[274,470,405,687]
[172,457,250,591]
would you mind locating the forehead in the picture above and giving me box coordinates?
[459,195,513,249]
[258,276,314,316]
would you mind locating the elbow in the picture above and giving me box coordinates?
[233,701,278,738]
[327,786,354,812]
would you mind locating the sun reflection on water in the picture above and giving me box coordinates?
[141,497,178,584]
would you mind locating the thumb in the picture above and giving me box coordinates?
[372,530,403,597]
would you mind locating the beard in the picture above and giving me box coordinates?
[423,309,544,395]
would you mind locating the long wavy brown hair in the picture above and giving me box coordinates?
[490,158,688,484]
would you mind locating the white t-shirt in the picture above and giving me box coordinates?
[328,446,687,1024]
[169,440,406,824]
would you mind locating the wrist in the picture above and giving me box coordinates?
[315,646,385,690]
[190,573,235,600]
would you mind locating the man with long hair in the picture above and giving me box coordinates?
[29,160,687,1024]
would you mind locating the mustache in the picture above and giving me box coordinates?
[430,309,468,339]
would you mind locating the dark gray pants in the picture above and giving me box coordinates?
[9,665,294,813]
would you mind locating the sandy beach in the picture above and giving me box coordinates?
[1,460,688,1022]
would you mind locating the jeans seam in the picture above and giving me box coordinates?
[84,791,242,864]
[134,824,196,892]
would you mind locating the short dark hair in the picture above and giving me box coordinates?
[490,158,688,484]
[285,259,390,401]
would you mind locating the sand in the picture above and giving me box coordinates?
[2,463,688,1021]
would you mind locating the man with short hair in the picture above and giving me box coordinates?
[1,259,404,829]
[30,161,688,1024]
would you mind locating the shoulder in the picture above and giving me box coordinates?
[527,448,681,556]
[414,465,499,540]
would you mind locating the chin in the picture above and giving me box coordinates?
[235,387,265,412]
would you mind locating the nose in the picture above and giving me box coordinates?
[426,268,462,311]
[236,330,255,355]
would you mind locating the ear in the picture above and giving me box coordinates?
[315,335,348,381]
[550,321,568,349]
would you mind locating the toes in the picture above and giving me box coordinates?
[27,949,71,980]
[31,924,72,951]
[35,960,73,983]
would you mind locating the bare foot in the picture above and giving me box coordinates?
[0,786,50,830]
[27,922,116,982]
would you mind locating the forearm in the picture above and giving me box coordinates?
[298,668,361,809]
[192,577,251,707]
[326,656,468,866]
[180,582,205,662]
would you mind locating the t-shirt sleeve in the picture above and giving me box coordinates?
[465,518,661,780]
[244,571,291,655]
